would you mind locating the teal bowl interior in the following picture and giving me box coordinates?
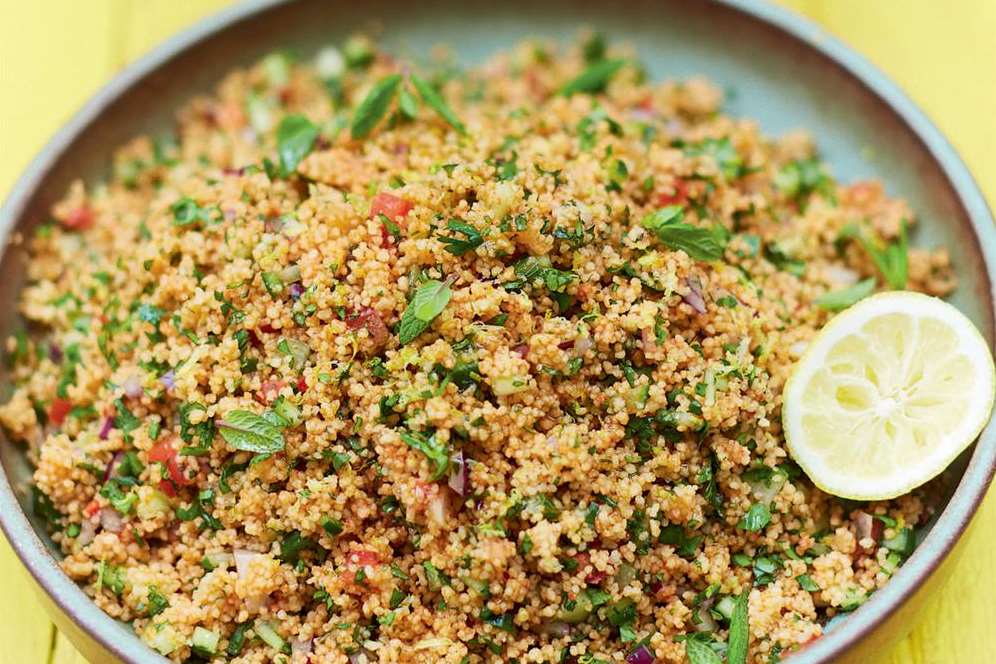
[1,1,994,662]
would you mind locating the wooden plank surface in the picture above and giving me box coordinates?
[1,1,993,662]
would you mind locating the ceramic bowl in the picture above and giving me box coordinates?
[1,1,994,662]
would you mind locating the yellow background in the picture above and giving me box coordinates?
[0,1,993,662]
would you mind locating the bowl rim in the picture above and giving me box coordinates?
[1,0,994,662]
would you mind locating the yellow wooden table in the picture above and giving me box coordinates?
[0,1,993,662]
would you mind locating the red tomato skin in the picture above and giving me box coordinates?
[48,398,72,426]
[62,206,95,230]
[369,193,412,222]
[148,439,191,488]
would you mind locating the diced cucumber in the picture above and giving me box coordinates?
[882,527,915,557]
[191,626,220,657]
[148,623,180,656]
[558,594,593,624]
[714,595,736,621]
[255,620,290,655]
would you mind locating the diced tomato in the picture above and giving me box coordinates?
[345,307,389,348]
[656,179,689,207]
[83,500,100,518]
[347,549,381,567]
[258,323,278,335]
[296,376,308,393]
[256,379,286,405]
[369,192,412,222]
[148,439,191,489]
[62,206,94,231]
[48,398,72,426]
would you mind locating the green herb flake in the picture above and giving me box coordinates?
[858,220,909,290]
[738,503,771,532]
[171,197,215,227]
[439,219,484,256]
[400,430,451,480]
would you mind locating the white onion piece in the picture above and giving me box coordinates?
[99,508,124,533]
[290,637,313,658]
[427,492,450,528]
[233,548,261,580]
[573,336,593,356]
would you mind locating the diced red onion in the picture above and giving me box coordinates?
[512,344,529,358]
[447,451,467,496]
[99,507,124,533]
[103,451,124,480]
[48,343,63,363]
[98,417,115,441]
[854,511,882,550]
[233,548,260,580]
[77,519,96,546]
[854,511,874,541]
[288,282,305,299]
[122,375,143,398]
[159,370,175,390]
[683,278,707,314]
[626,644,656,664]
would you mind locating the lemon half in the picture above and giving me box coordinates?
[783,291,996,500]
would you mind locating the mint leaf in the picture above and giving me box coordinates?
[411,74,465,133]
[815,278,876,312]
[727,590,750,664]
[398,279,452,345]
[217,410,285,453]
[351,74,402,139]
[642,206,726,262]
[276,114,319,176]
[560,58,626,96]
[397,85,419,120]
[684,639,723,664]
